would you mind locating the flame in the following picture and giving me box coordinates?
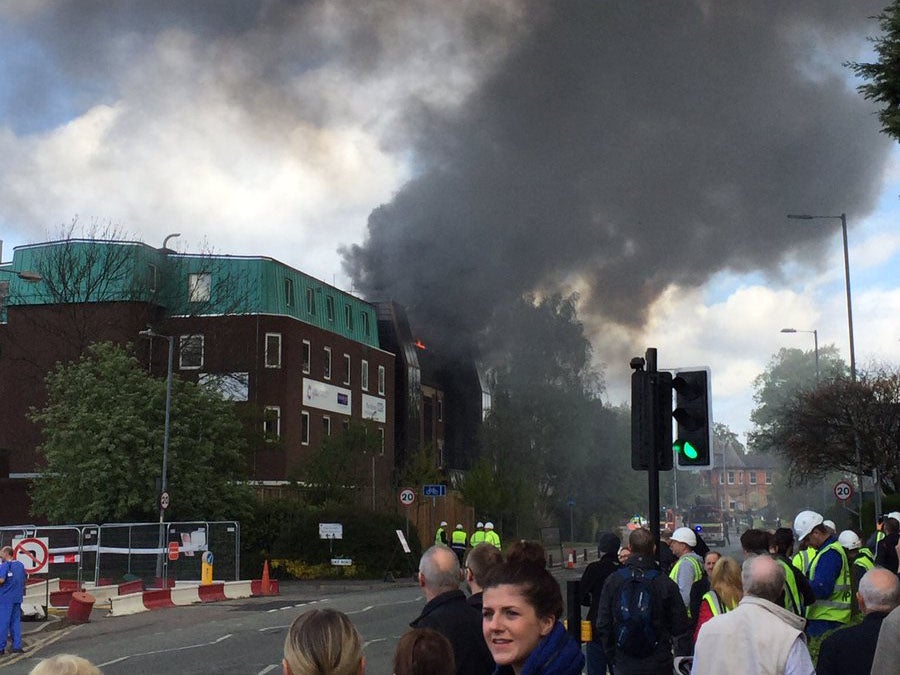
[414,339,427,350]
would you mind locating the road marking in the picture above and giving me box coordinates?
[346,605,373,615]
[96,633,233,667]
[363,637,388,648]
[257,665,280,674]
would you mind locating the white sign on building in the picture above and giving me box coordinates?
[362,394,386,423]
[303,378,352,415]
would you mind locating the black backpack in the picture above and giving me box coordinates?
[614,566,660,657]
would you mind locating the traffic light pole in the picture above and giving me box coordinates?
[645,348,662,562]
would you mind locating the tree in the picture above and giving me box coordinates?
[299,421,382,505]
[748,345,846,454]
[30,342,252,523]
[847,2,900,141]
[759,366,900,494]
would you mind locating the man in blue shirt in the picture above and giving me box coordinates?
[794,511,852,637]
[0,545,27,655]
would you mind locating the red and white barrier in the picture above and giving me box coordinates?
[109,579,278,617]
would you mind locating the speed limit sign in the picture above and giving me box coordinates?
[834,480,854,502]
[399,487,416,507]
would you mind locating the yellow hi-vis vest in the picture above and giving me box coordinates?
[806,541,851,625]
[777,558,804,616]
[854,549,875,573]
[451,529,467,546]
[702,589,737,617]
[791,548,815,576]
[435,527,446,545]
[485,530,501,549]
[470,530,486,547]
[669,554,703,616]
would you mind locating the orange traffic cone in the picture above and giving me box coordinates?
[262,558,271,595]
[566,549,575,569]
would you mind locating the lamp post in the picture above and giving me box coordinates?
[787,213,865,527]
[780,328,819,383]
[138,327,175,580]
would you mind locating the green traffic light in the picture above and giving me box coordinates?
[674,440,699,460]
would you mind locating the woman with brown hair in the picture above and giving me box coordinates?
[392,627,456,675]
[692,555,743,642]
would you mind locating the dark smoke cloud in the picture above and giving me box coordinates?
[344,1,892,352]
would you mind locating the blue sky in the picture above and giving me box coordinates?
[2,1,899,446]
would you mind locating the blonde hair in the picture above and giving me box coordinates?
[29,654,101,675]
[283,608,363,675]
[711,556,743,610]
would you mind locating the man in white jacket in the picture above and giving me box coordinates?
[692,555,814,675]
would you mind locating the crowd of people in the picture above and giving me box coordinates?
[8,509,900,674]
[578,509,900,675]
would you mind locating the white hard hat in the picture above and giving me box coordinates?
[793,510,824,541]
[485,522,494,530]
[476,522,484,528]
[837,530,862,550]
[671,527,697,548]
[823,520,836,533]
[440,521,448,527]
[456,523,464,529]
[887,512,900,523]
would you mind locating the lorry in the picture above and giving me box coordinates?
[685,504,725,547]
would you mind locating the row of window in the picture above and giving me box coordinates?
[283,278,371,335]
[262,407,385,453]
[263,333,385,393]
[721,470,773,485]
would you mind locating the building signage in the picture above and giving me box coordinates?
[303,378,352,415]
[362,394,387,423]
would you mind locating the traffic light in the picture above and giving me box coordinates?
[631,369,673,471]
[672,368,712,469]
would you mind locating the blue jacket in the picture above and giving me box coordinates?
[809,536,843,599]
[0,559,26,603]
[493,622,584,675]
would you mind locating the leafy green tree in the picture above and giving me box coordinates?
[396,442,444,491]
[748,345,846,454]
[847,2,900,141]
[30,342,252,523]
[300,421,381,505]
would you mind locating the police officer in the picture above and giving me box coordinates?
[450,524,468,564]
[794,510,851,637]
[435,521,448,546]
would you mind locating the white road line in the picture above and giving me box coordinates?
[96,634,233,667]
[257,665,280,674]
[258,625,291,633]
[363,637,388,647]
[346,605,374,615]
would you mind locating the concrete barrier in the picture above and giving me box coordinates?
[109,591,148,617]
[108,579,272,616]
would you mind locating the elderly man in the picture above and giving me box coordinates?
[693,555,814,675]
[411,545,493,675]
[816,568,900,675]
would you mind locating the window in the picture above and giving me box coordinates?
[323,415,331,437]
[438,399,443,422]
[326,296,335,322]
[738,471,743,484]
[345,304,353,330]
[749,472,757,485]
[324,347,332,379]
[265,333,281,368]
[306,287,316,315]
[727,471,735,485]
[301,411,310,445]
[147,264,158,292]
[377,365,385,395]
[302,340,311,374]
[188,273,211,303]
[263,406,281,439]
[765,471,773,485]
[378,427,385,454]
[361,360,369,390]
[343,354,351,385]
[284,278,294,306]
[179,335,204,369]
[361,312,370,336]
[719,472,725,484]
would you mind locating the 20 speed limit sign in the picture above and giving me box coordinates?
[399,487,416,507]
[834,480,854,502]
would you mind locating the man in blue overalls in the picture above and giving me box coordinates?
[0,546,27,655]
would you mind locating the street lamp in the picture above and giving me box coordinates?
[787,212,866,526]
[0,268,43,282]
[138,327,175,581]
[780,328,819,383]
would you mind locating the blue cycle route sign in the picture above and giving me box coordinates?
[423,484,447,497]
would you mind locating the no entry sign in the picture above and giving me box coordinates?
[12,537,50,574]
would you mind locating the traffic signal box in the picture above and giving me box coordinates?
[672,368,712,469]
[631,369,674,471]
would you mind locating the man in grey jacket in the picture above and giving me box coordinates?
[692,555,814,675]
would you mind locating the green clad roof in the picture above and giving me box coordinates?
[3,240,381,348]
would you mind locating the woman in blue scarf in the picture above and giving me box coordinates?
[482,560,585,675]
